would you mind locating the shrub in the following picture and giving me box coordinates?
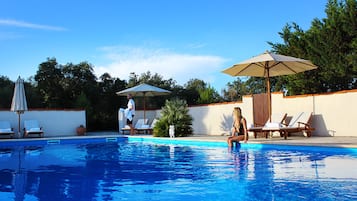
[153,98,193,137]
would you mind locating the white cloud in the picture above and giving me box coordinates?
[94,46,227,86]
[0,19,66,31]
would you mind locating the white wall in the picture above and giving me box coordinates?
[0,110,86,137]
[188,97,253,135]
[313,91,357,136]
[184,90,357,137]
[2,89,356,138]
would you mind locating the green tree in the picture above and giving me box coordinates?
[269,0,357,95]
[93,73,127,130]
[0,76,14,108]
[198,84,222,104]
[62,62,102,130]
[24,77,44,108]
[222,78,249,101]
[182,78,222,104]
[127,72,139,87]
[62,61,98,107]
[244,77,269,94]
[34,58,65,107]
[183,78,205,104]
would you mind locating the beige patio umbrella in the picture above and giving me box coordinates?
[222,51,318,121]
[11,76,28,137]
[116,83,171,120]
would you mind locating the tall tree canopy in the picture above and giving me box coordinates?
[184,78,222,104]
[222,0,357,99]
[34,58,65,107]
[269,0,357,95]
[0,76,14,108]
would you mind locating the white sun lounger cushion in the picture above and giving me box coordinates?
[28,128,41,132]
[24,120,42,132]
[140,125,150,129]
[0,121,11,129]
[263,122,282,129]
[0,128,12,132]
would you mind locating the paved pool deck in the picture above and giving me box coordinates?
[89,132,357,148]
[1,131,357,148]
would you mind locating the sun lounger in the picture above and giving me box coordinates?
[121,118,148,134]
[262,112,314,139]
[136,119,158,134]
[248,113,287,138]
[0,121,15,138]
[24,120,44,138]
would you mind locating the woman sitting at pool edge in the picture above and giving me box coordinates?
[227,107,248,146]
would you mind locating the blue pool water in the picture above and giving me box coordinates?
[0,137,356,201]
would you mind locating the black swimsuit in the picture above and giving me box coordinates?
[237,123,244,136]
[234,120,244,136]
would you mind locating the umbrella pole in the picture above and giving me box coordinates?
[266,64,272,122]
[143,93,146,121]
[267,77,271,122]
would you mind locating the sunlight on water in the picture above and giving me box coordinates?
[0,140,356,201]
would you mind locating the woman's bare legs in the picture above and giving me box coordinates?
[227,135,245,146]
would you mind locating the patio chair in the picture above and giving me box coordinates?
[136,118,158,134]
[248,113,287,138]
[0,121,15,138]
[262,112,314,139]
[23,120,44,138]
[121,118,148,134]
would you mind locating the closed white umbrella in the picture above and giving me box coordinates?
[116,83,171,120]
[11,76,28,137]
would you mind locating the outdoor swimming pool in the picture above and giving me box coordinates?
[0,137,356,201]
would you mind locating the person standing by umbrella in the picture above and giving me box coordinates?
[125,93,136,135]
[116,83,171,120]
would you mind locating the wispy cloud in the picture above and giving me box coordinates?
[0,19,66,31]
[186,43,206,49]
[94,46,227,86]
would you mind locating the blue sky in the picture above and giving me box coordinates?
[0,0,327,93]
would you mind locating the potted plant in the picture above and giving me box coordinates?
[76,125,86,136]
[153,99,193,137]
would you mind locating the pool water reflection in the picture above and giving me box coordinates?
[0,139,356,201]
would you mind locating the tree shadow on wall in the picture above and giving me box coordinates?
[220,114,233,136]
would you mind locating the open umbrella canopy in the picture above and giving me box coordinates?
[116,83,171,97]
[116,83,171,120]
[222,51,318,77]
[222,51,318,121]
[11,76,28,137]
